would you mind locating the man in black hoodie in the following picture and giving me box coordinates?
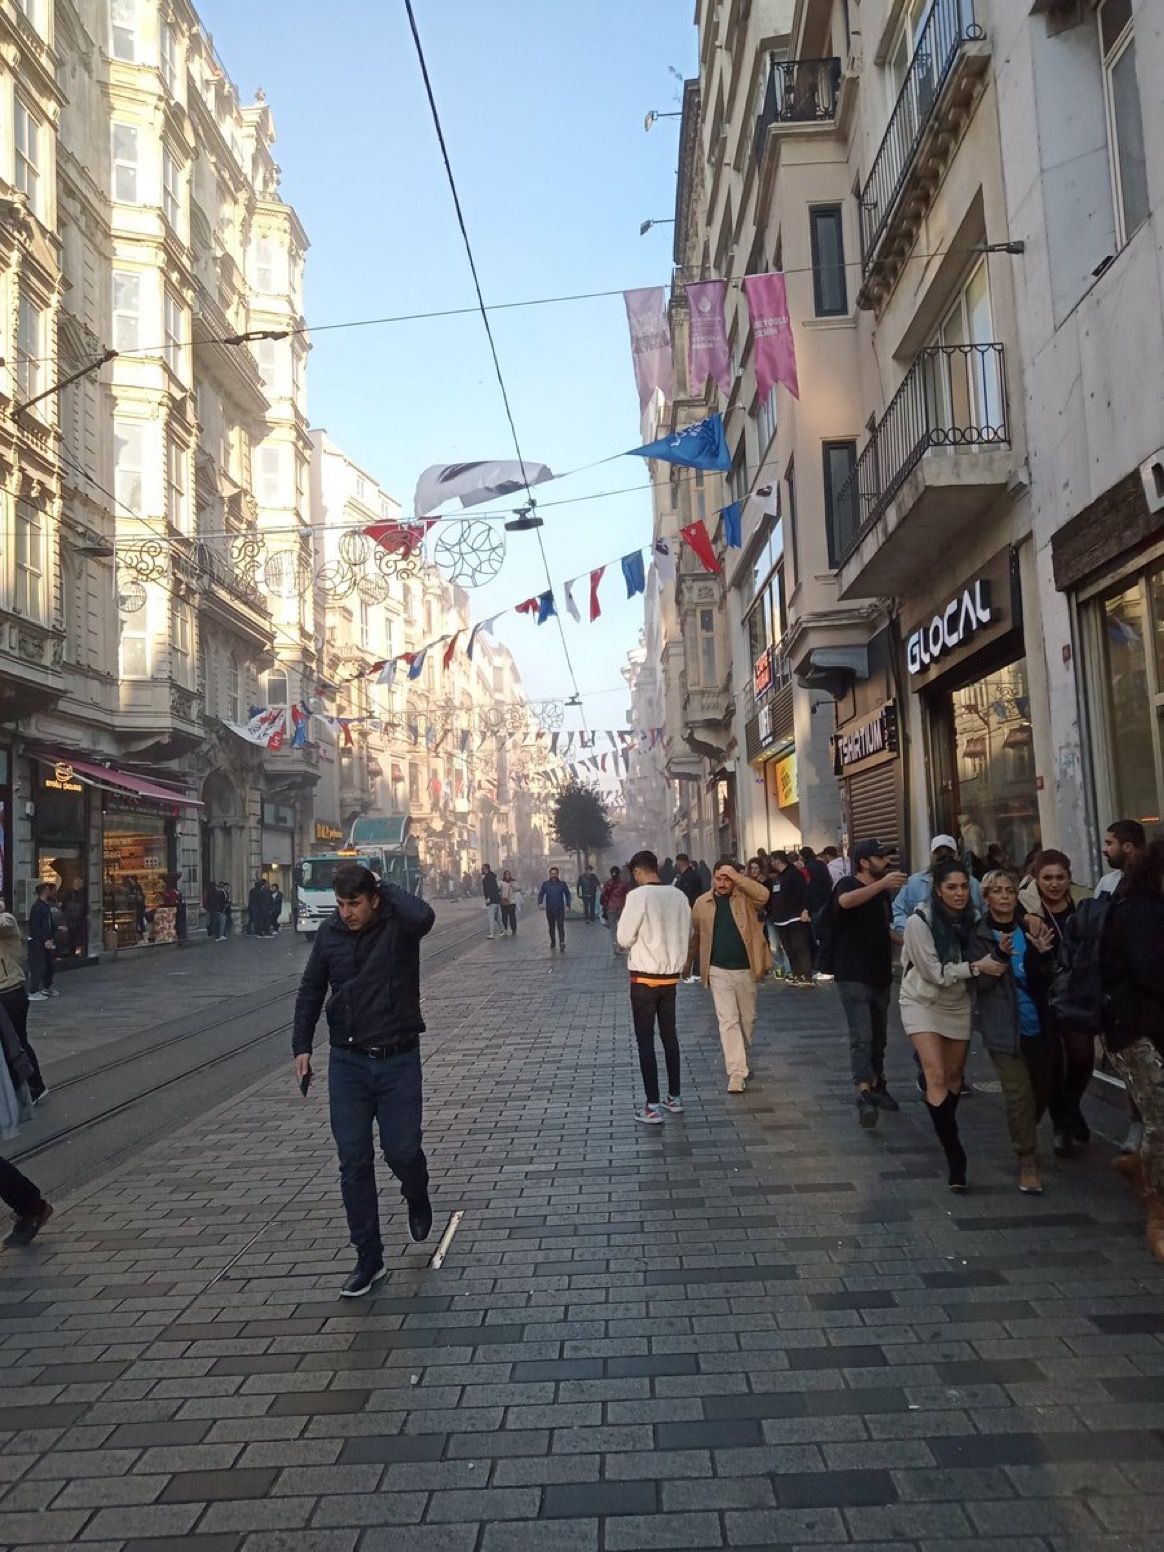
[293,863,436,1297]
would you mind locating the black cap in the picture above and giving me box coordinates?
[852,839,891,864]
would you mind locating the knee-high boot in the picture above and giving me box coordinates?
[926,1092,968,1190]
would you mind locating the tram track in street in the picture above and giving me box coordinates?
[10,916,486,1193]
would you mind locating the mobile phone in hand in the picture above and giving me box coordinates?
[299,1070,312,1097]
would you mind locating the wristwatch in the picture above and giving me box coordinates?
[969,963,981,978]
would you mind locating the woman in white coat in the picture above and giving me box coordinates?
[900,860,1006,1189]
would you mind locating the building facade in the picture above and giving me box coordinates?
[659,0,1162,881]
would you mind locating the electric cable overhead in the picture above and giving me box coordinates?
[401,0,587,724]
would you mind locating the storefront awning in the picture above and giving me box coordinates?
[33,753,202,809]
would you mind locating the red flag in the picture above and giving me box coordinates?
[338,718,353,747]
[680,521,721,573]
[442,631,461,670]
[515,597,540,618]
[589,566,605,622]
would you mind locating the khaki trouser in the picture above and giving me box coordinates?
[709,966,757,1081]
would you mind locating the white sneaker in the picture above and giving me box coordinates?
[28,992,48,1002]
[683,974,700,984]
[635,1104,664,1125]
[47,988,61,997]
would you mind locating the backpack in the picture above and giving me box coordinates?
[1048,895,1111,1032]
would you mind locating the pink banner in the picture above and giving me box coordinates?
[623,287,672,412]
[686,279,731,394]
[742,271,799,402]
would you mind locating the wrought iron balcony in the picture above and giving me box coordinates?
[754,55,841,163]
[859,0,985,278]
[833,342,1009,567]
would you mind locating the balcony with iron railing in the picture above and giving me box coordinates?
[833,342,1014,597]
[857,0,989,307]
[754,55,842,165]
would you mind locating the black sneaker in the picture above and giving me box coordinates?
[871,1085,900,1113]
[1053,1128,1076,1158]
[4,1201,53,1248]
[856,1091,879,1129]
[408,1196,433,1243]
[339,1255,386,1298]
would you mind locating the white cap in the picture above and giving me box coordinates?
[929,833,959,854]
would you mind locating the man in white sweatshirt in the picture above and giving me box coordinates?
[616,849,693,1125]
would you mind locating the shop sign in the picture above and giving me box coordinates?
[775,753,798,808]
[43,761,84,794]
[314,821,343,843]
[753,647,773,699]
[907,581,994,676]
[757,704,772,746]
[833,701,899,777]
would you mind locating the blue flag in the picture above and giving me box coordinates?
[408,647,427,680]
[621,550,646,597]
[536,589,556,624]
[627,412,731,471]
[721,501,742,548]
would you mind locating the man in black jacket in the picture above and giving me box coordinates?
[27,885,57,1001]
[293,862,437,1297]
[673,854,703,908]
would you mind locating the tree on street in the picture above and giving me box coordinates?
[552,780,613,870]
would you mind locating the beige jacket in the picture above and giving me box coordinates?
[0,913,26,993]
[690,875,773,984]
[1017,878,1091,923]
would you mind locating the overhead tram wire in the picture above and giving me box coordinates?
[401,0,587,726]
[12,243,1021,369]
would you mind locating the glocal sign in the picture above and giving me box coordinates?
[907,580,993,677]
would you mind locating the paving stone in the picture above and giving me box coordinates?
[722,1507,848,1545]
[337,1434,444,1465]
[603,1512,722,1549]
[479,1523,597,1552]
[267,1392,368,1417]
[543,1481,656,1517]
[159,1468,278,1503]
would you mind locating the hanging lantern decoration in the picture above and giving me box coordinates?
[339,529,370,569]
[532,699,565,731]
[432,520,507,587]
[264,550,313,598]
[117,577,148,614]
[356,573,391,605]
[315,560,356,601]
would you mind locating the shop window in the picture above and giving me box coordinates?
[822,439,858,568]
[1099,0,1149,247]
[1098,575,1160,828]
[943,659,1041,875]
[810,205,848,317]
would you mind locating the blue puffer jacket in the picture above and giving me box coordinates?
[292,884,435,1057]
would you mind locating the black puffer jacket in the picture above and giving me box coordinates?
[1100,892,1164,1054]
[292,884,435,1057]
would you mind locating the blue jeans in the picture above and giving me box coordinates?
[328,1046,428,1256]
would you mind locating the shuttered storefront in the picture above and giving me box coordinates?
[845,762,903,859]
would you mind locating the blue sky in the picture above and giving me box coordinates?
[198,0,697,727]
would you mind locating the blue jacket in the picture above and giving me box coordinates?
[538,878,572,915]
[892,868,983,936]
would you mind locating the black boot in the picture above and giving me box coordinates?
[926,1093,968,1191]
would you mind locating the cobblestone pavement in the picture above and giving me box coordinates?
[1,912,1162,1551]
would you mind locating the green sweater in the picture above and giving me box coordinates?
[711,896,750,970]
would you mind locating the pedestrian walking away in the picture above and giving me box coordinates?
[247,875,268,937]
[270,883,284,933]
[578,865,601,923]
[538,867,571,951]
[206,880,227,941]
[1100,837,1164,1262]
[672,853,703,909]
[768,851,814,986]
[601,865,629,956]
[616,850,692,1124]
[971,869,1058,1195]
[1094,819,1146,1156]
[481,864,502,939]
[292,862,436,1297]
[1019,849,1095,1156]
[689,860,772,1092]
[26,884,57,1001]
[900,859,1006,1189]
[0,914,44,1103]
[498,869,519,936]
[829,841,908,1128]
